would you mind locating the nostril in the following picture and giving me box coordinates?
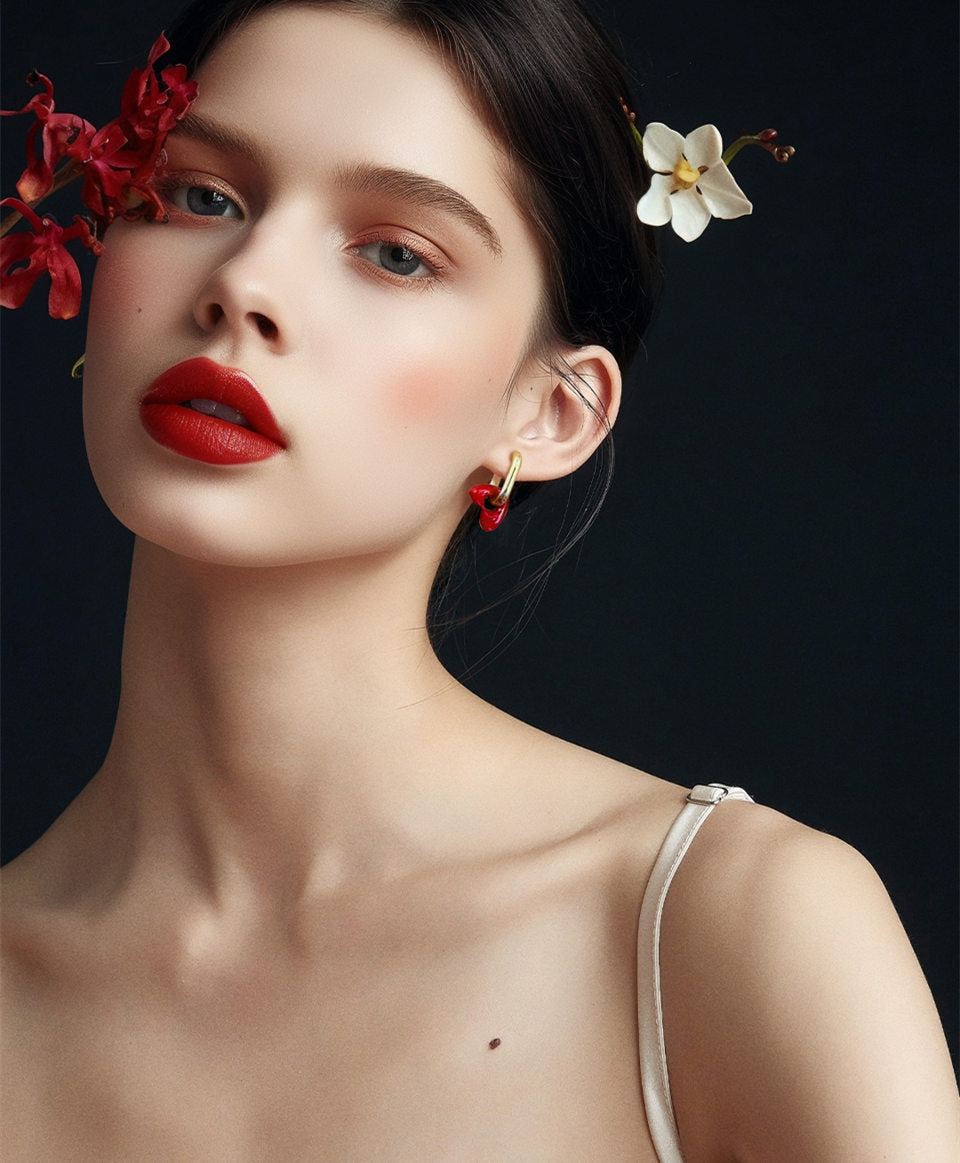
[253,312,278,341]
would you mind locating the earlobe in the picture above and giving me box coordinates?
[489,345,622,482]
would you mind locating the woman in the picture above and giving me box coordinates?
[2,0,957,1158]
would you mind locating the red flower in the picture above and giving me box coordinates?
[1,32,196,315]
[78,120,163,222]
[0,198,102,319]
[84,33,198,223]
[2,33,197,227]
[121,34,198,143]
[1,72,98,203]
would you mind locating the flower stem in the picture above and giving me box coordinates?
[48,160,84,195]
[723,131,795,166]
[722,135,759,165]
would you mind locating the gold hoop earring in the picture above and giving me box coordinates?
[468,451,522,532]
[70,354,85,379]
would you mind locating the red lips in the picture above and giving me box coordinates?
[140,357,287,464]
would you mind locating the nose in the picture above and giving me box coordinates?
[198,301,279,344]
[192,221,300,352]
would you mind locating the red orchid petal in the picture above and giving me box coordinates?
[44,236,83,319]
[0,197,43,231]
[0,229,43,307]
[83,159,130,200]
[160,63,189,88]
[48,112,98,159]
[16,119,54,201]
[79,173,107,220]
[119,182,166,221]
[0,230,50,310]
[0,204,96,318]
[89,120,130,156]
[39,113,88,175]
[119,44,164,122]
[61,215,103,254]
[145,32,171,69]
[1,71,54,117]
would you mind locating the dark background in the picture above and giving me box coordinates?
[3,0,956,1067]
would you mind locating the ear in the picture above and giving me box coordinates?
[483,345,622,482]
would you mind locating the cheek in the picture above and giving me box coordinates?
[85,246,143,411]
[369,306,530,431]
[93,243,147,306]
[83,233,186,505]
[387,366,465,422]
[86,229,178,365]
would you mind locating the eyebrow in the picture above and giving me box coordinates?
[173,112,269,170]
[171,113,503,257]
[333,161,502,256]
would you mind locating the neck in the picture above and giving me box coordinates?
[94,536,494,900]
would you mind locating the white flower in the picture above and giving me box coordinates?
[636,123,753,242]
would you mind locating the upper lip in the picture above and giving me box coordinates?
[141,357,287,447]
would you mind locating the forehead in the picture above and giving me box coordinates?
[192,5,529,241]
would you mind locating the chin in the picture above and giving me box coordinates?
[89,469,454,574]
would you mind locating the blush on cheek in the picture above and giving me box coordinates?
[388,367,462,421]
[383,345,518,430]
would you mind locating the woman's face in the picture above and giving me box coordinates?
[83,4,547,567]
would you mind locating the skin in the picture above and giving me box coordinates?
[2,8,957,1160]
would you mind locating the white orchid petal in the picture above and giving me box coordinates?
[641,122,686,173]
[683,124,723,168]
[665,189,712,241]
[697,163,754,220]
[669,189,711,241]
[636,173,675,226]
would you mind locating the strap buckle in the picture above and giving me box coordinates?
[686,783,730,806]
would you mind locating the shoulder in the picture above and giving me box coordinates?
[657,797,960,1160]
[469,710,694,865]
[660,796,918,979]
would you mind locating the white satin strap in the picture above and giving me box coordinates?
[637,783,754,1163]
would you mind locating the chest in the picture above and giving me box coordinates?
[3,887,656,1160]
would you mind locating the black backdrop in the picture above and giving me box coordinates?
[2,0,957,1066]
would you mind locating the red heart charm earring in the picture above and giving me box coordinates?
[469,451,522,532]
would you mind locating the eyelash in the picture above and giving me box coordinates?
[155,174,245,222]
[154,174,446,287]
[348,231,445,287]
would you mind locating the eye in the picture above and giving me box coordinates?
[164,183,243,219]
[354,240,433,278]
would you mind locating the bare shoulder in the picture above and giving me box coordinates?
[661,796,930,973]
[658,798,960,1161]
[469,705,695,856]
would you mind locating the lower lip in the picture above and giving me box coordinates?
[140,404,283,465]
